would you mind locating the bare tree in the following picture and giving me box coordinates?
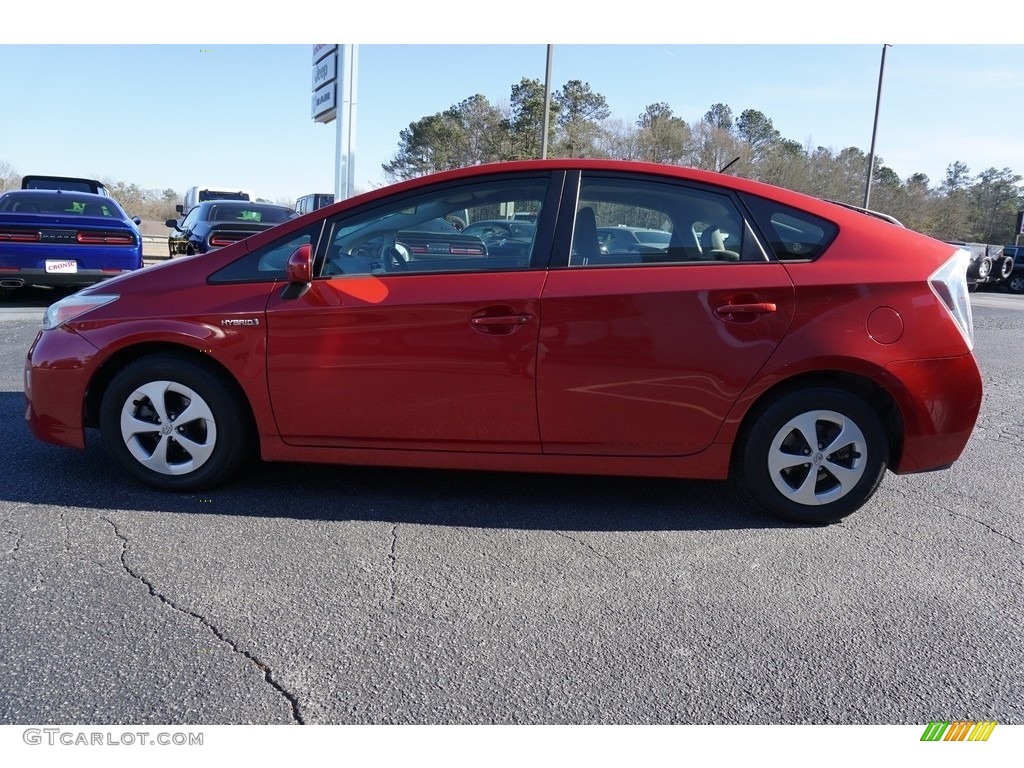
[0,159,19,193]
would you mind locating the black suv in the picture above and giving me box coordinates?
[1003,246,1024,294]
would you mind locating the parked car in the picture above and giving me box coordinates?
[166,200,297,256]
[0,189,142,293]
[597,225,673,254]
[1004,246,1024,294]
[21,175,112,197]
[295,193,335,215]
[460,219,537,259]
[25,159,982,524]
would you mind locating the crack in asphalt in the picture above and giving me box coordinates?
[59,511,72,555]
[3,526,21,559]
[552,531,627,575]
[100,516,305,724]
[387,524,398,605]
[938,506,1022,547]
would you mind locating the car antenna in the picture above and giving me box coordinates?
[718,157,740,174]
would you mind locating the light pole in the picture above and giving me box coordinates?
[863,44,891,210]
[541,45,553,159]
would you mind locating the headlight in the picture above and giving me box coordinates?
[43,294,119,330]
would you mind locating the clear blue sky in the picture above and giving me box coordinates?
[2,4,1021,205]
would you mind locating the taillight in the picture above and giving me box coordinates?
[929,249,974,350]
[0,229,41,242]
[209,234,242,247]
[75,232,135,245]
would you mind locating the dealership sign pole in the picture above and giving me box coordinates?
[312,44,358,201]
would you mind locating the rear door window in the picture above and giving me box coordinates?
[739,193,839,261]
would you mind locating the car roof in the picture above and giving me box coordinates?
[7,188,106,195]
[2,189,119,203]
[466,218,536,225]
[198,199,289,208]
[598,225,665,232]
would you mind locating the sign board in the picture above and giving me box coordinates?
[1017,210,1024,236]
[312,44,336,64]
[312,44,339,123]
[309,44,358,202]
[312,83,336,122]
[312,54,336,91]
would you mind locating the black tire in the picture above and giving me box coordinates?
[1007,274,1024,294]
[738,387,888,524]
[998,256,1014,280]
[99,353,254,491]
[975,257,992,280]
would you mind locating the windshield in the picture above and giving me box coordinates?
[0,192,123,217]
[207,204,296,223]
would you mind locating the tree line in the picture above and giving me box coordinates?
[4,79,1022,245]
[381,78,1024,245]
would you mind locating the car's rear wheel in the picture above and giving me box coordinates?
[739,388,888,524]
[1007,274,1024,294]
[99,354,253,491]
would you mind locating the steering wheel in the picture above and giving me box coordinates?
[380,237,410,272]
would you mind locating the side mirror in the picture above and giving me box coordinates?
[132,216,142,225]
[175,204,184,214]
[284,244,311,299]
[282,244,312,299]
[165,219,180,229]
[286,244,312,283]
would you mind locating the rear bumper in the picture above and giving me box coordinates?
[1,268,136,288]
[881,353,983,474]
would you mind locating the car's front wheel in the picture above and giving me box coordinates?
[1007,274,1024,294]
[739,387,888,524]
[99,354,253,491]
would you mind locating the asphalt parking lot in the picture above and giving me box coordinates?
[0,287,1021,725]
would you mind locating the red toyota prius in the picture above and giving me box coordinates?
[24,160,982,524]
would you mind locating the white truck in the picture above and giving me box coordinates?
[176,185,254,215]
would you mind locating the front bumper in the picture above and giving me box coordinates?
[24,326,101,450]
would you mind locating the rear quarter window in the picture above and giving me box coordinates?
[740,193,838,261]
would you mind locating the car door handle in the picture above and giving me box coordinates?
[470,314,533,326]
[469,314,534,334]
[714,302,777,317]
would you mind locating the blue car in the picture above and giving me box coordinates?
[0,189,143,293]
